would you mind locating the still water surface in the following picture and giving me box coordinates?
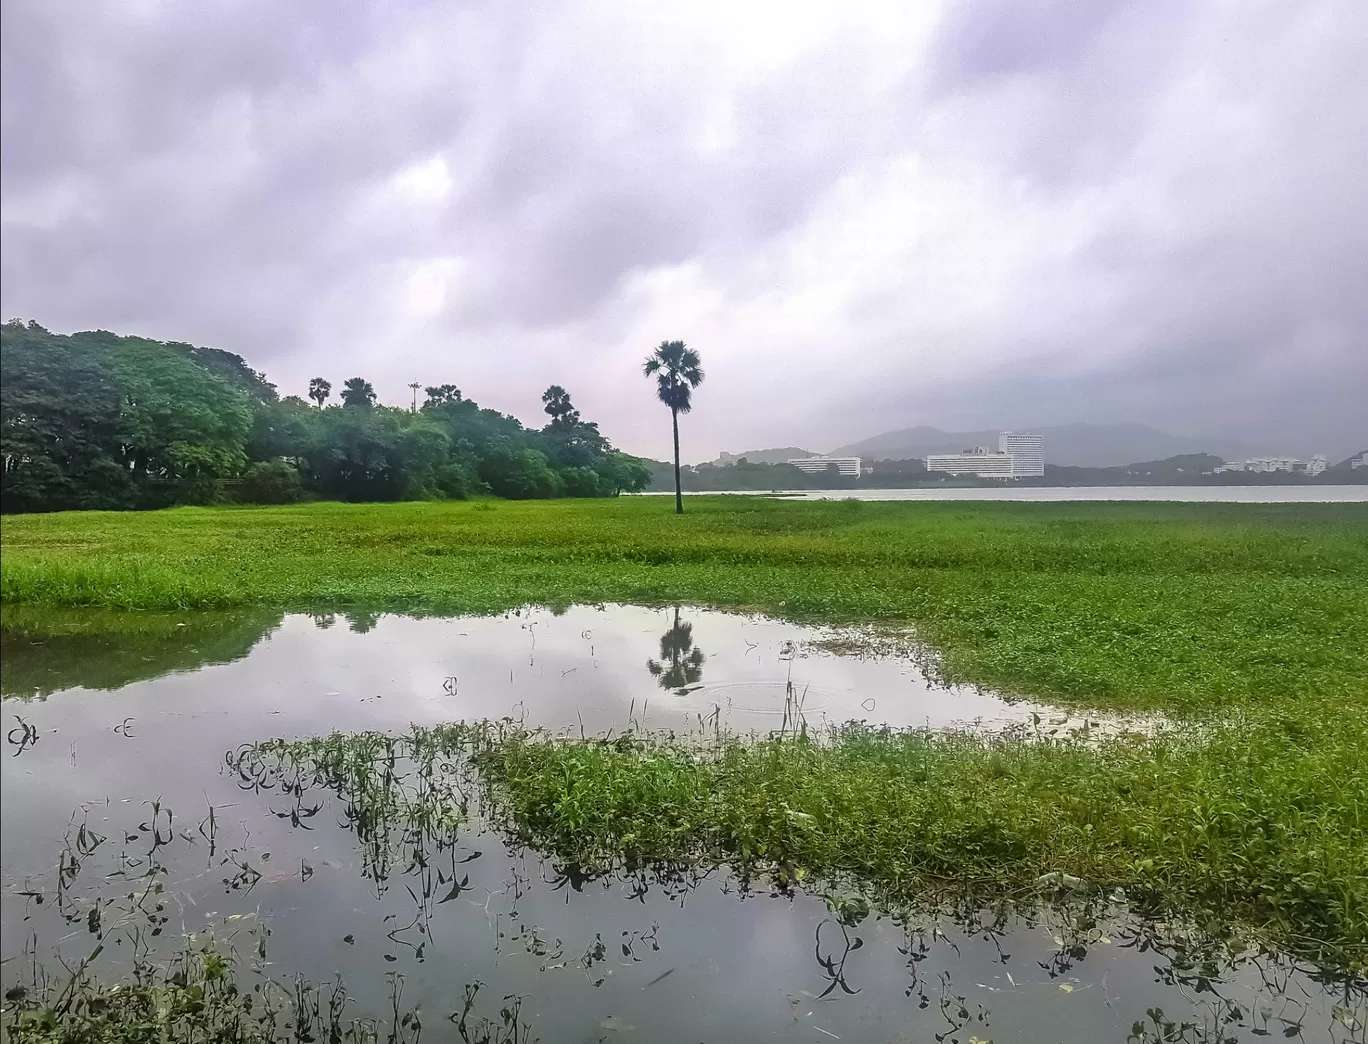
[647,486,1368,502]
[2,606,1362,1042]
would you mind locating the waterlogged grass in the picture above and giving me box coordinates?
[4,498,1366,986]
[2,918,523,1044]
[3,497,1366,715]
[244,717,1368,976]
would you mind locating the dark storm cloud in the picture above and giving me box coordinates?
[932,0,1131,83]
[1,0,471,351]
[2,0,1365,458]
[2,0,872,341]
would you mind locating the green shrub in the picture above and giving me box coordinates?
[234,460,304,504]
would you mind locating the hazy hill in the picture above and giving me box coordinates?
[1044,453,1225,483]
[1327,449,1368,474]
[715,447,817,465]
[829,423,1266,468]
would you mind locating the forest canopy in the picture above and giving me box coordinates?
[0,321,651,512]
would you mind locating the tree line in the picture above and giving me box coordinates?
[0,320,653,512]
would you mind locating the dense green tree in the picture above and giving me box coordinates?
[2,323,651,512]
[178,344,276,403]
[478,445,561,499]
[1,321,132,511]
[340,377,377,408]
[2,324,252,510]
[98,333,254,505]
[237,460,305,504]
[643,340,704,514]
[597,452,653,496]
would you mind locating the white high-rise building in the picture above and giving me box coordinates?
[998,431,1045,477]
[925,448,1018,477]
[925,432,1045,479]
[786,456,863,477]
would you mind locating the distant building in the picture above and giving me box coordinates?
[925,447,1019,478]
[1215,455,1328,475]
[925,431,1044,479]
[997,431,1045,477]
[1352,453,1367,470]
[1244,457,1300,473]
[786,456,863,477]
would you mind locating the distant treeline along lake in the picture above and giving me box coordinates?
[0,320,655,513]
[2,320,1361,513]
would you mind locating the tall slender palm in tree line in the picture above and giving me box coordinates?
[643,340,704,514]
[541,385,581,430]
[308,377,331,407]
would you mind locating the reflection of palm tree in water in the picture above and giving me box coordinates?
[647,608,706,692]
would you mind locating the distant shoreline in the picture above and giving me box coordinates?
[636,485,1368,503]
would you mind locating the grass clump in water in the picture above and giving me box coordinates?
[470,720,1367,974]
[3,938,529,1044]
[246,714,1368,977]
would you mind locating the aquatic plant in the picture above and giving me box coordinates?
[241,717,1368,976]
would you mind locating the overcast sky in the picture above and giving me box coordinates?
[3,0,1365,461]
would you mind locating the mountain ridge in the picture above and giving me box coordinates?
[713,423,1291,469]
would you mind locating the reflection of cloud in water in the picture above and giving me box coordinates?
[3,702,1362,1043]
[3,604,1062,731]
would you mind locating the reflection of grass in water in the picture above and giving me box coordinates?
[0,786,532,1044]
[7,729,1365,1042]
[0,608,283,700]
[248,717,1367,977]
[3,498,1365,716]
[3,933,531,1044]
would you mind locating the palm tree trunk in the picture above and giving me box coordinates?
[671,406,683,514]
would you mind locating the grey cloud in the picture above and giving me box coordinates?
[932,0,1131,83]
[4,0,869,338]
[2,0,1365,459]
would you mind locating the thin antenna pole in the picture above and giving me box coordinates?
[407,382,421,412]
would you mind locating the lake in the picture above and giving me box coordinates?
[648,486,1368,502]
[2,606,1362,1042]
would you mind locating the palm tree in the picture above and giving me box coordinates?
[643,340,703,514]
[308,377,331,407]
[541,385,581,430]
[339,377,376,408]
[424,384,462,408]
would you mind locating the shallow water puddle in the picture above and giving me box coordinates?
[2,606,1360,1041]
[2,605,1045,870]
[3,604,1035,731]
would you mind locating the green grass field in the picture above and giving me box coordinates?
[3,497,1365,714]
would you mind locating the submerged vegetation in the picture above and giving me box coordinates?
[12,721,1362,1042]
[3,497,1364,716]
[2,497,1365,1036]
[240,718,1368,976]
